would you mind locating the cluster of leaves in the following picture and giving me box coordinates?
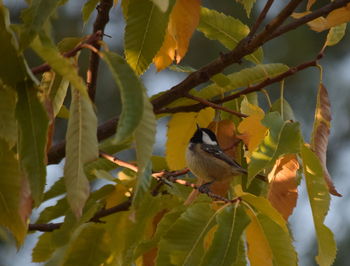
[0,0,349,265]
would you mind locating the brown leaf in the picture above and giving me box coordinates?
[311,84,341,196]
[19,175,33,225]
[267,154,299,220]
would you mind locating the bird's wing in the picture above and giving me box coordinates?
[201,144,247,174]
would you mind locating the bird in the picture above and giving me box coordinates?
[185,124,251,195]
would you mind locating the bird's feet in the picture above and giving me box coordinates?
[198,182,214,194]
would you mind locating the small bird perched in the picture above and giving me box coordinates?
[185,124,248,194]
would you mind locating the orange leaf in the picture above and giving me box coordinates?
[105,183,129,209]
[311,84,341,196]
[208,120,239,158]
[153,0,200,71]
[267,154,299,220]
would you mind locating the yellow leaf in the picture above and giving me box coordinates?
[237,98,267,158]
[203,224,218,250]
[105,183,129,209]
[294,4,350,32]
[153,0,200,71]
[267,154,299,220]
[166,107,215,170]
[246,209,273,266]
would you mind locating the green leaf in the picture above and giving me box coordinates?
[101,51,144,144]
[104,195,165,265]
[82,0,100,23]
[248,112,301,184]
[64,88,98,217]
[31,33,88,95]
[0,140,27,245]
[0,5,29,87]
[201,205,250,266]
[235,239,248,266]
[156,203,219,266]
[48,73,69,117]
[124,0,173,74]
[136,205,186,258]
[198,7,263,64]
[33,203,100,263]
[32,232,56,262]
[236,0,256,17]
[300,145,336,266]
[235,187,287,232]
[62,224,111,266]
[166,64,288,109]
[37,197,68,224]
[133,93,157,208]
[57,37,83,53]
[16,82,49,205]
[0,84,17,147]
[196,64,288,100]
[19,0,61,49]
[325,23,347,47]
[270,98,296,121]
[44,177,65,201]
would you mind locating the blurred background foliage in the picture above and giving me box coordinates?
[1,0,350,265]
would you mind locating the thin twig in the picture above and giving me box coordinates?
[48,117,118,164]
[249,0,275,38]
[28,199,131,232]
[99,151,138,172]
[185,93,248,118]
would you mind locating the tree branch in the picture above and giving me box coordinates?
[87,0,114,101]
[151,0,303,111]
[184,93,248,118]
[30,152,237,232]
[268,0,350,41]
[48,117,118,164]
[156,57,320,115]
[28,199,131,232]
[31,31,103,75]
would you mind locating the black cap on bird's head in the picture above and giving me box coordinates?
[190,124,218,145]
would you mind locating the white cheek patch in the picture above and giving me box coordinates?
[202,131,217,145]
